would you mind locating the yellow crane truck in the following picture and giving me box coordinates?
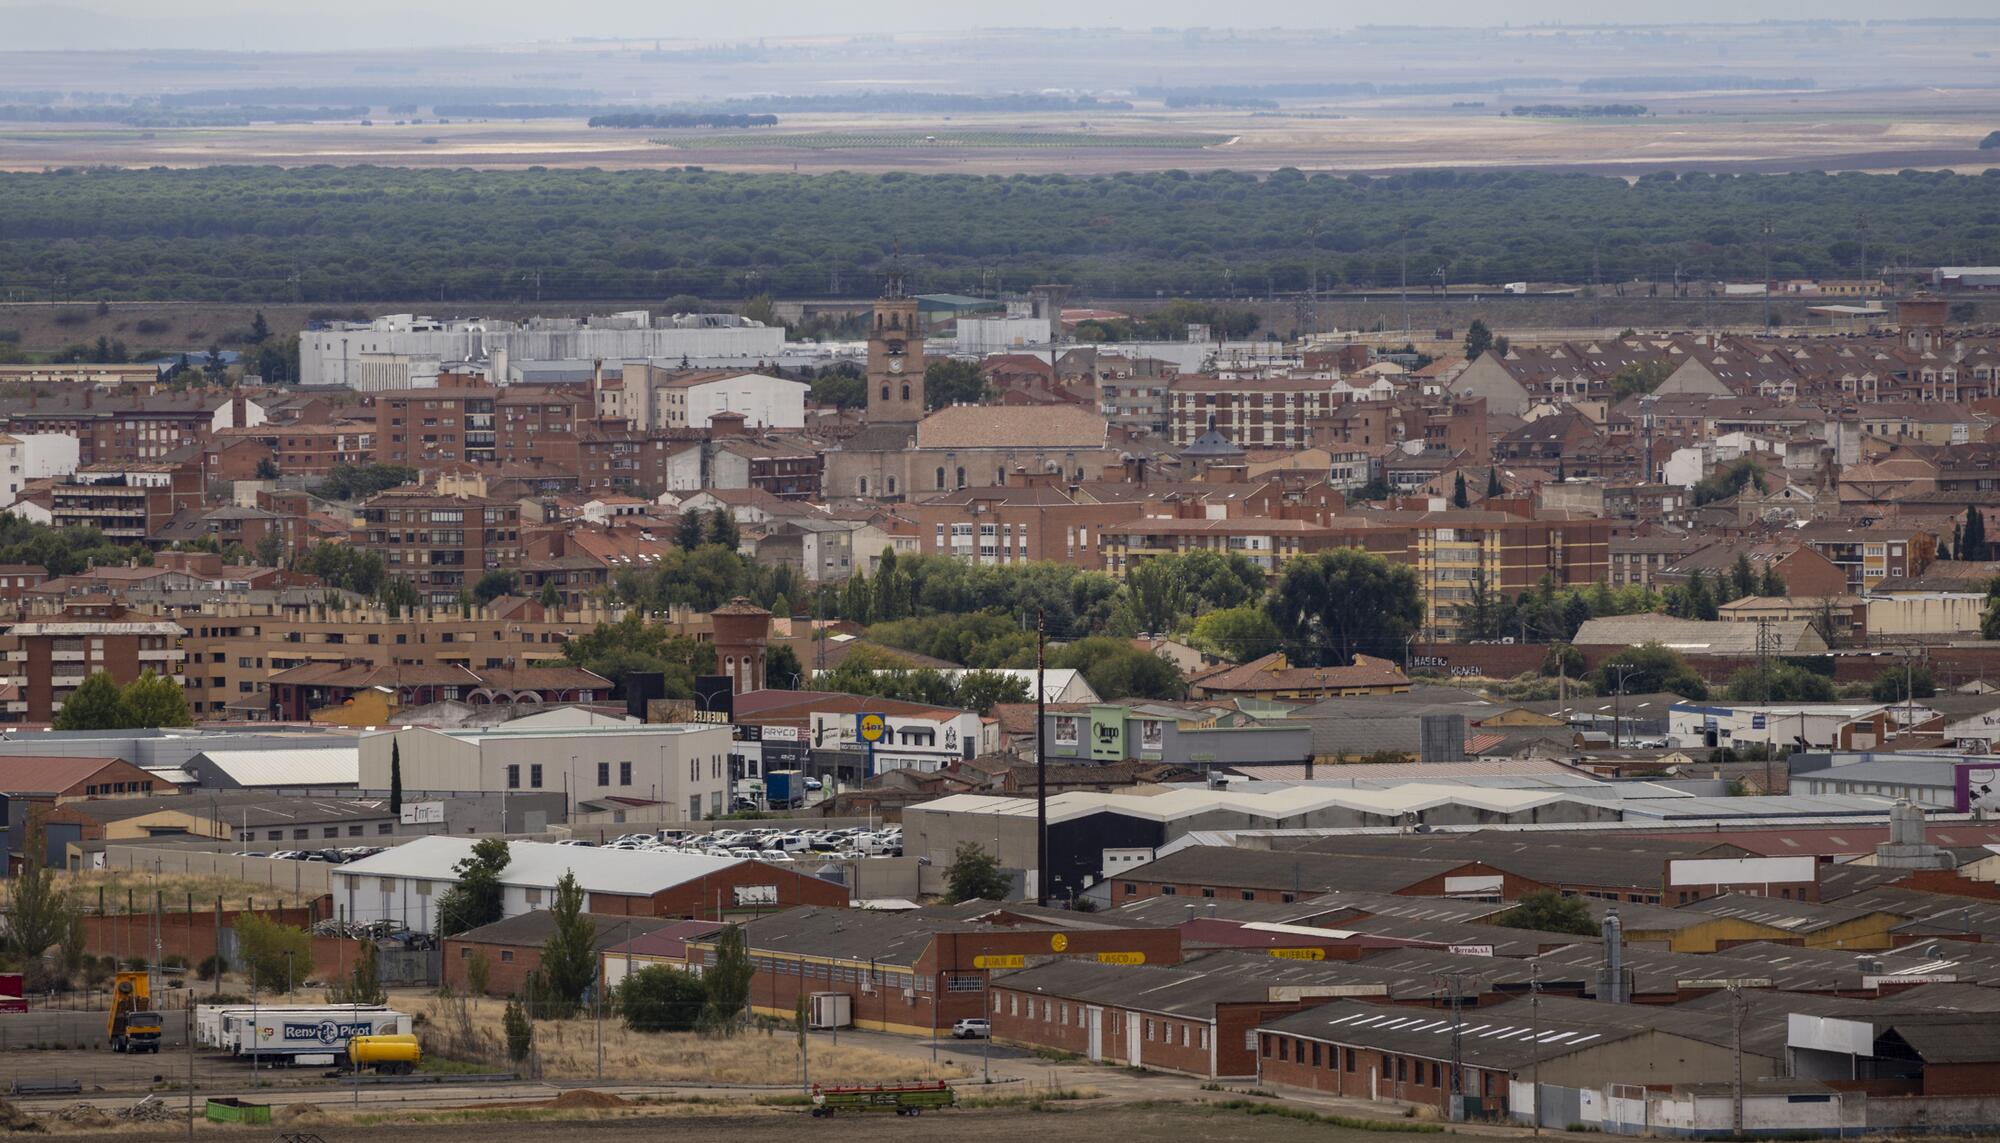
[108,972,163,1054]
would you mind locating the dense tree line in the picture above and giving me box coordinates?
[6,166,1993,303]
[1510,104,1648,118]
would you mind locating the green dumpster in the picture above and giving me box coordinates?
[205,1098,273,1125]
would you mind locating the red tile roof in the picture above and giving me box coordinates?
[0,755,136,795]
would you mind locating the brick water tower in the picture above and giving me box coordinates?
[710,597,772,694]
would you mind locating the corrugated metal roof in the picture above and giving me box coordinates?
[335,837,746,896]
[191,747,358,787]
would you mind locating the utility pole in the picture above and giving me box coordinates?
[1034,608,1048,907]
[1761,218,1775,329]
[1528,962,1541,1136]
[1447,973,1466,1122]
[1399,223,1411,342]
[1731,984,1747,1136]
[185,991,195,1143]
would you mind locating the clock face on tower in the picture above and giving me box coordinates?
[888,356,905,374]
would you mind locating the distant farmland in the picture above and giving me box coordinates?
[652,131,1228,150]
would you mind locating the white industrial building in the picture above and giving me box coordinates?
[357,723,733,825]
[332,836,741,932]
[300,311,787,389]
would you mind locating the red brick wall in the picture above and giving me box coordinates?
[1257,1030,1507,1114]
[718,925,1183,1037]
[638,863,851,920]
[81,904,321,965]
[1393,865,1545,900]
[1922,1062,2000,1097]
[443,939,542,997]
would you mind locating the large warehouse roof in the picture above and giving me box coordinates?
[336,837,743,896]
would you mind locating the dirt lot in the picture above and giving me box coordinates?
[20,1102,1459,1143]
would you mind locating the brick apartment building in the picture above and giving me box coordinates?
[355,488,522,606]
[178,598,623,719]
[205,424,376,481]
[372,381,490,467]
[1169,375,1346,448]
[906,476,1144,571]
[0,602,188,722]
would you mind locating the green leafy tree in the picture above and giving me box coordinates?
[924,358,991,410]
[235,914,313,994]
[1730,553,1758,599]
[389,740,403,816]
[537,580,563,611]
[1872,664,1936,702]
[327,946,385,1005]
[1692,459,1766,507]
[1459,569,1505,641]
[1539,643,1586,679]
[944,842,1012,903]
[295,542,389,595]
[313,463,418,501]
[503,999,533,1063]
[463,951,491,996]
[377,575,420,615]
[1464,319,1493,360]
[1607,359,1672,403]
[766,642,803,689]
[872,547,910,622]
[1267,549,1424,666]
[1189,606,1283,664]
[676,510,706,552]
[121,669,192,728]
[1050,636,1184,700]
[808,363,867,409]
[701,925,754,1037]
[0,835,74,964]
[556,612,715,698]
[1728,663,1834,703]
[1965,505,1989,563]
[254,457,281,480]
[1492,890,1596,936]
[435,837,510,938]
[250,310,270,343]
[537,871,597,1012]
[53,671,130,730]
[619,966,707,1033]
[708,509,740,551]
[1124,557,1192,636]
[1758,564,1787,597]
[1593,641,1707,700]
[472,569,517,604]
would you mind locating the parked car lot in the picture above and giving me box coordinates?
[583,825,901,861]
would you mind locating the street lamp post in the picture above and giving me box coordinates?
[1605,663,1638,748]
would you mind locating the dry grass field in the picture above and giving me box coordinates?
[407,993,968,1086]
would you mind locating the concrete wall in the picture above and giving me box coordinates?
[97,846,333,895]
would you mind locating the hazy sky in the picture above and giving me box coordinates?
[6,0,1996,51]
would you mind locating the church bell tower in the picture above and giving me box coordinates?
[866,265,924,422]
